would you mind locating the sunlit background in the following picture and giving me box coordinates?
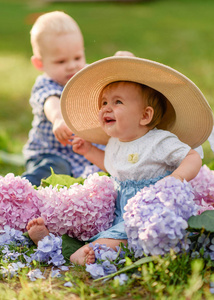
[0,0,214,175]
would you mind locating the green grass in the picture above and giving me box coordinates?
[0,241,214,300]
[0,0,214,176]
[1,0,214,298]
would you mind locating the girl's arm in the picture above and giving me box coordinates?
[72,137,106,172]
[85,146,106,172]
[170,149,202,181]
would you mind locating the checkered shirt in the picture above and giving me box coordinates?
[23,75,103,177]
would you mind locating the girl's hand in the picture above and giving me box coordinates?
[72,136,92,156]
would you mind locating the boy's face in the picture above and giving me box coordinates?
[39,31,85,86]
[98,82,147,142]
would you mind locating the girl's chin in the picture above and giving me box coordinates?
[105,130,119,139]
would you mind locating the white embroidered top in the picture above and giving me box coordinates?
[104,128,191,182]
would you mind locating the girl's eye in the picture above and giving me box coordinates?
[116,100,123,104]
[102,100,107,106]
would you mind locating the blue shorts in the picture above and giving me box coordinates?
[89,172,171,242]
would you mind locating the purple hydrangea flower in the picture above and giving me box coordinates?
[124,177,199,257]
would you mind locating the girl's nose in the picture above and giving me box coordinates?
[103,103,112,112]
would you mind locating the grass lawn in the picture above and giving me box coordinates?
[1,0,214,299]
[0,0,214,176]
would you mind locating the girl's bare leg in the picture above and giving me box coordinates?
[70,238,127,265]
[27,219,128,266]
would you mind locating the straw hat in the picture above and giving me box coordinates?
[61,56,213,148]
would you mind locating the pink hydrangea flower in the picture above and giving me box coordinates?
[0,173,116,239]
[0,174,40,231]
[190,165,214,214]
[38,173,117,240]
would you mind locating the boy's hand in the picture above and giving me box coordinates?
[52,119,73,146]
[71,136,92,156]
[114,51,135,57]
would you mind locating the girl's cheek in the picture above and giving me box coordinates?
[98,110,103,124]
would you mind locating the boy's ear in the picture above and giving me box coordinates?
[140,106,154,126]
[31,56,43,71]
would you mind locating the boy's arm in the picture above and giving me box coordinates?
[170,149,202,182]
[44,96,73,146]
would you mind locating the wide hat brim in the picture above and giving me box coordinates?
[61,56,213,148]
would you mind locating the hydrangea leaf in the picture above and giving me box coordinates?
[61,234,85,262]
[40,168,85,188]
[40,168,109,189]
[188,210,214,232]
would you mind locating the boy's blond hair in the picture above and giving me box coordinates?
[30,11,82,58]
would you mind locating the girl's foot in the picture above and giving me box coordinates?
[70,245,95,265]
[26,217,49,245]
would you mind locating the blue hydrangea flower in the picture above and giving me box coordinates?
[85,243,126,279]
[114,273,129,285]
[1,265,17,278]
[0,225,30,247]
[89,243,121,262]
[27,269,45,281]
[102,260,117,275]
[11,262,25,270]
[64,281,73,287]
[59,266,69,271]
[85,263,105,279]
[31,234,65,266]
[2,246,21,261]
[51,267,62,278]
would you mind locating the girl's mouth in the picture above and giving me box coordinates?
[104,117,115,124]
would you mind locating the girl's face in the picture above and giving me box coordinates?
[98,82,148,142]
[40,31,85,86]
